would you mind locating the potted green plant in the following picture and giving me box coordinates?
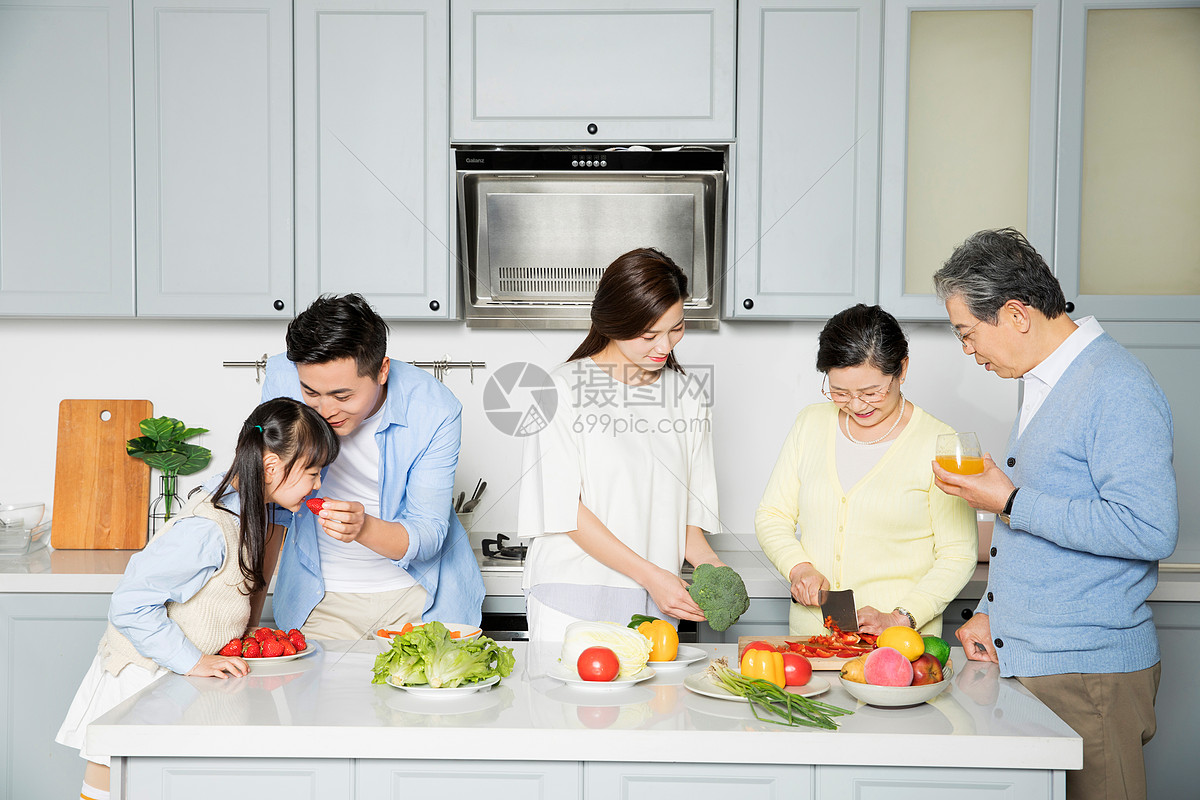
[126,416,212,529]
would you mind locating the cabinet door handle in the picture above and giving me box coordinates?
[961,608,973,620]
[273,299,285,311]
[429,300,441,312]
[586,123,598,135]
[743,298,754,310]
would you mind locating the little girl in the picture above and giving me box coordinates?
[55,397,339,800]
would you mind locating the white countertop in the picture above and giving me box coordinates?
[3,536,1197,602]
[88,642,1082,770]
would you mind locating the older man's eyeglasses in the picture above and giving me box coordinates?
[821,376,894,405]
[951,320,982,346]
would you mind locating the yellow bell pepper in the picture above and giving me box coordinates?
[740,647,785,688]
[637,619,680,662]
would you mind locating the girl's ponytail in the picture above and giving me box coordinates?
[211,398,339,594]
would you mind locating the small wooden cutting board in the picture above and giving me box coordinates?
[52,399,153,549]
[737,635,868,671]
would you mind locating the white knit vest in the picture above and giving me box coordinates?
[101,492,252,676]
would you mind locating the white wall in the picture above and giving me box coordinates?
[4,317,1017,536]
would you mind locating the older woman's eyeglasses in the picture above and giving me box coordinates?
[952,320,982,346]
[821,376,895,405]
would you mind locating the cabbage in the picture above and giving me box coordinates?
[560,621,653,678]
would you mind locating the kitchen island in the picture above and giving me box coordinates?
[87,642,1080,800]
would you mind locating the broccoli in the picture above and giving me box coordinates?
[687,563,750,631]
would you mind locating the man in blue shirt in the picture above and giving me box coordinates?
[263,294,483,638]
[930,229,1177,800]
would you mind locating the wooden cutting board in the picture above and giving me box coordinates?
[737,635,871,671]
[52,399,153,549]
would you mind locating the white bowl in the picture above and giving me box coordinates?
[839,666,954,707]
[0,503,44,530]
[373,622,482,652]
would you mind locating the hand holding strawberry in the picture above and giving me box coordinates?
[305,498,325,514]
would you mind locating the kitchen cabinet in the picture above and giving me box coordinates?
[877,0,1060,319]
[1144,601,1200,800]
[133,0,295,318]
[1053,0,1200,322]
[294,0,456,319]
[729,0,881,320]
[0,593,111,800]
[357,760,579,798]
[450,0,736,143]
[0,0,134,316]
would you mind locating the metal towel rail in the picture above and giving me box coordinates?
[222,355,485,384]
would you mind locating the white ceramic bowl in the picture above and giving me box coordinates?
[374,622,483,652]
[0,503,44,530]
[839,666,954,707]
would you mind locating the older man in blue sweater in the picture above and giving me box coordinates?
[930,229,1177,800]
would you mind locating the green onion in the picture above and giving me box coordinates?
[707,658,853,729]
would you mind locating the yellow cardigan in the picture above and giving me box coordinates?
[754,402,977,637]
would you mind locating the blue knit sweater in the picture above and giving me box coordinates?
[977,333,1177,677]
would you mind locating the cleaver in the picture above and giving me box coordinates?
[818,588,858,632]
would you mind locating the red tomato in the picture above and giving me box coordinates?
[742,641,778,654]
[781,652,813,687]
[577,646,620,682]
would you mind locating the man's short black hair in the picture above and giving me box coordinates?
[285,293,388,377]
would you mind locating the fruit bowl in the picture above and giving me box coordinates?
[839,666,953,708]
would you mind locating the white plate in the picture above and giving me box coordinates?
[683,671,830,701]
[386,673,501,697]
[644,645,707,670]
[548,663,656,690]
[247,640,322,671]
[373,622,482,652]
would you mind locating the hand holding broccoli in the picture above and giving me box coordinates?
[687,563,751,631]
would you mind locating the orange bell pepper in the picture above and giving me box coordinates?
[740,647,785,688]
[637,619,680,662]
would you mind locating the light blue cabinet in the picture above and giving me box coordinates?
[729,0,881,319]
[1144,601,1200,800]
[294,0,455,320]
[450,0,736,143]
[0,593,111,800]
[357,760,580,798]
[1053,0,1200,322]
[877,0,1060,319]
[125,758,352,799]
[133,0,295,318]
[0,0,134,316]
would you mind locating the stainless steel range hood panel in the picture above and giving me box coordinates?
[456,147,725,330]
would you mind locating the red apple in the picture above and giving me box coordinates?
[781,652,812,687]
[910,653,945,686]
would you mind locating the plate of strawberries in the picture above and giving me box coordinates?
[216,627,321,670]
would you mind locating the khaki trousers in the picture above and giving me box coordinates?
[300,585,428,642]
[1018,663,1161,800]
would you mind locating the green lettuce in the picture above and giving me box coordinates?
[372,622,515,688]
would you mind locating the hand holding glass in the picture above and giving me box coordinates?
[936,433,984,475]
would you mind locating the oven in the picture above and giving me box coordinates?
[455,145,727,329]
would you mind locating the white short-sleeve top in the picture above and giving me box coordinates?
[517,359,722,592]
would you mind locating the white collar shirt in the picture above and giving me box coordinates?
[1018,315,1104,435]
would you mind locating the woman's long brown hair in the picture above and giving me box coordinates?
[568,247,689,373]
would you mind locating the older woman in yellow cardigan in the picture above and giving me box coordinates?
[755,305,977,637]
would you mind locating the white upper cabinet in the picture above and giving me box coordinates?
[878,0,1060,319]
[450,0,736,142]
[133,0,294,318]
[1055,0,1200,321]
[730,0,881,319]
[294,0,455,319]
[0,0,133,316]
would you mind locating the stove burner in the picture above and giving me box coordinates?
[482,533,527,562]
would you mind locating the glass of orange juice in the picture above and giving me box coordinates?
[936,433,984,475]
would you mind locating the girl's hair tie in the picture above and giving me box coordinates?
[254,425,264,432]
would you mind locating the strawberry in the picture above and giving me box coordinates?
[253,627,275,643]
[242,639,261,658]
[279,639,297,656]
[306,498,325,514]
[274,629,286,638]
[261,638,285,658]
[288,629,307,651]
[218,638,242,657]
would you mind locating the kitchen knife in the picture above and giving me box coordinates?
[818,588,858,632]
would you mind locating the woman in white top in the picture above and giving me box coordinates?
[518,248,725,642]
